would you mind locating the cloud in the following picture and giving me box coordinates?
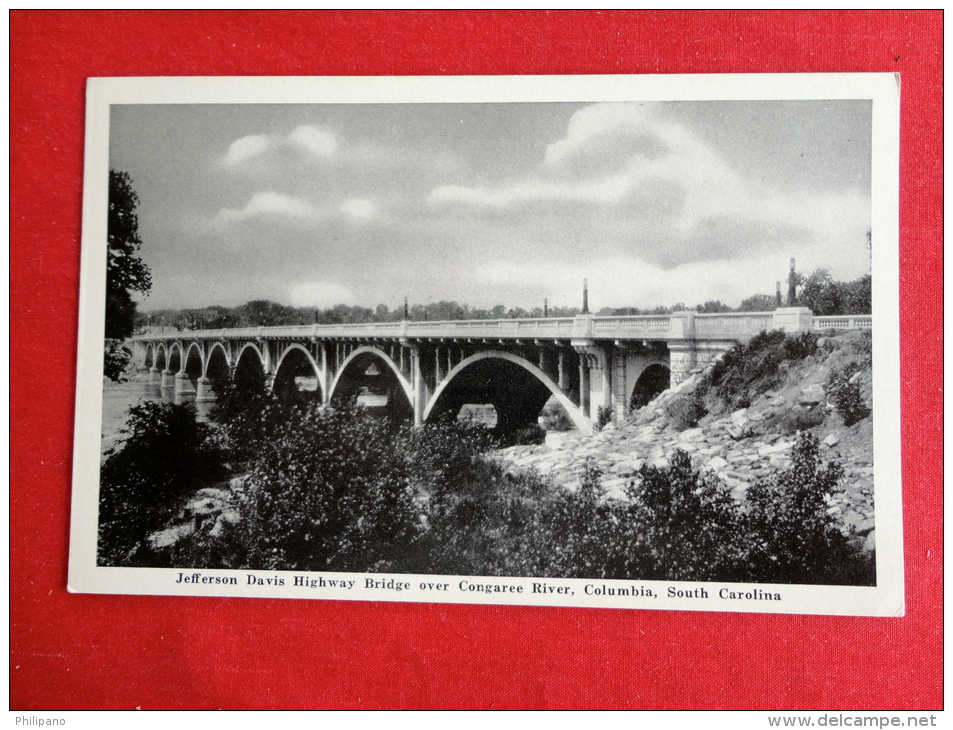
[427,102,870,268]
[223,134,271,166]
[215,192,317,223]
[288,281,357,308]
[288,125,337,157]
[340,198,377,220]
[220,125,339,167]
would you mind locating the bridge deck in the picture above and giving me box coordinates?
[133,310,870,343]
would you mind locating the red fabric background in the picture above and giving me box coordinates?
[10,11,942,710]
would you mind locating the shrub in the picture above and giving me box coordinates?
[703,330,819,409]
[239,403,422,573]
[828,364,871,426]
[742,433,874,585]
[665,393,706,430]
[623,451,745,581]
[596,406,613,431]
[98,401,227,566]
[540,403,576,432]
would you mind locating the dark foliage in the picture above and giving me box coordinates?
[101,390,873,586]
[703,330,818,409]
[105,170,152,379]
[665,393,707,430]
[98,402,227,566]
[827,363,871,427]
[742,434,874,585]
[239,403,422,572]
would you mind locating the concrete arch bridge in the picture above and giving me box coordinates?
[132,308,858,435]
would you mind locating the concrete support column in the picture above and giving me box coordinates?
[160,369,173,389]
[320,344,331,405]
[578,353,589,417]
[668,346,696,387]
[148,367,159,384]
[411,349,424,427]
[558,351,567,390]
[195,377,213,402]
[434,346,443,384]
[174,371,191,396]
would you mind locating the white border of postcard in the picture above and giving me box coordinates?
[68,74,903,616]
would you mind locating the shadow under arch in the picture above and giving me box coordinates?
[629,363,671,409]
[273,344,324,404]
[424,351,589,434]
[184,342,204,384]
[329,346,414,421]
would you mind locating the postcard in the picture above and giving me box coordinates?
[68,74,902,616]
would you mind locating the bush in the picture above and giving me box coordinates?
[665,393,706,430]
[239,403,422,573]
[540,403,576,432]
[703,330,818,409]
[98,401,227,566]
[828,364,871,426]
[742,433,874,585]
[623,451,745,581]
[596,406,613,430]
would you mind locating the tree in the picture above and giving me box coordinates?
[798,268,842,316]
[738,293,777,312]
[105,170,152,380]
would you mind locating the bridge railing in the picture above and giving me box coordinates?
[813,315,872,331]
[133,310,873,344]
[590,315,671,337]
[694,312,775,338]
[405,317,577,339]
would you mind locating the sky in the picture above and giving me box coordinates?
[109,99,872,313]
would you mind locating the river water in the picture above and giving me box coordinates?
[100,377,214,454]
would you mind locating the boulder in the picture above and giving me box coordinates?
[798,383,826,406]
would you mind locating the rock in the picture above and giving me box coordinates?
[863,530,876,553]
[679,427,705,442]
[823,433,840,447]
[798,383,826,405]
[758,441,793,457]
[706,456,729,470]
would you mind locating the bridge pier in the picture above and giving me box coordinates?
[160,369,173,389]
[174,371,195,397]
[195,377,213,402]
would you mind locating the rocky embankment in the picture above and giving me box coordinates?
[494,331,876,551]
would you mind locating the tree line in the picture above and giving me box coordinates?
[136,269,872,334]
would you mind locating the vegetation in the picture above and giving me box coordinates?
[134,269,872,333]
[701,330,819,410]
[97,401,226,566]
[97,387,874,586]
[105,170,152,381]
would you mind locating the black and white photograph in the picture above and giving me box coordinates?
[69,74,902,615]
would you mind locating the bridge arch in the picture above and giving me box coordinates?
[233,342,268,392]
[204,342,232,377]
[273,343,325,404]
[167,342,185,375]
[184,342,204,380]
[329,346,414,419]
[628,361,671,410]
[154,343,168,371]
[424,351,589,433]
